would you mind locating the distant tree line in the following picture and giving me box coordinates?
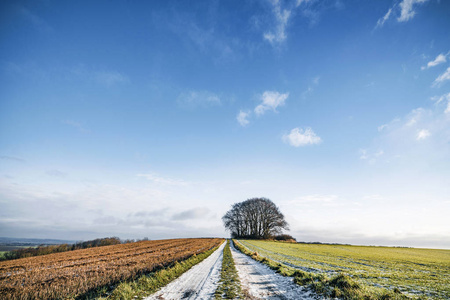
[222,197,289,239]
[0,237,121,261]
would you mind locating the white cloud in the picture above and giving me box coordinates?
[296,0,312,6]
[255,91,288,115]
[0,177,226,240]
[137,173,189,186]
[237,110,250,127]
[359,149,369,160]
[263,0,313,45]
[264,0,291,44]
[177,90,221,108]
[359,149,384,164]
[376,7,393,28]
[433,67,450,87]
[417,129,431,140]
[375,0,429,28]
[237,91,288,126]
[422,53,448,70]
[361,103,450,167]
[378,124,388,132]
[398,0,429,22]
[431,92,450,104]
[431,92,450,114]
[283,127,322,147]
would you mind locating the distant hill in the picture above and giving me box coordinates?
[0,237,77,246]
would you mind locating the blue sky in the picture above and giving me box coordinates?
[1,0,449,248]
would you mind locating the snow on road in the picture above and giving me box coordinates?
[231,241,314,300]
[145,241,225,300]
[146,240,314,300]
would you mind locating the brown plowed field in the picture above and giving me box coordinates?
[0,238,223,299]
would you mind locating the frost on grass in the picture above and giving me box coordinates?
[238,239,450,299]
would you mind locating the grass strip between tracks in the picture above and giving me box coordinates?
[215,240,242,299]
[233,240,417,300]
[91,242,223,300]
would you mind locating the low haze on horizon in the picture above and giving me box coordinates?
[1,0,449,249]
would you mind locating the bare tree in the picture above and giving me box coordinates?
[222,198,289,239]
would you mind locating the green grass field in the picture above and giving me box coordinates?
[238,240,450,299]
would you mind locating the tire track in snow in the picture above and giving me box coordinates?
[230,241,314,300]
[145,241,225,300]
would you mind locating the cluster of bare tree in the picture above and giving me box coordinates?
[222,197,289,239]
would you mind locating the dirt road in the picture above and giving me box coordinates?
[146,240,313,299]
[230,242,313,299]
[145,241,226,300]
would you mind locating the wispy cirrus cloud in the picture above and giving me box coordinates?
[263,0,313,45]
[264,0,292,44]
[362,101,450,166]
[432,67,450,87]
[359,149,384,164]
[283,127,322,147]
[431,92,450,114]
[376,8,393,28]
[137,173,190,187]
[378,124,389,132]
[431,92,450,105]
[375,0,430,28]
[421,53,448,70]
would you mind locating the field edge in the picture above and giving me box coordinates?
[233,239,415,300]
